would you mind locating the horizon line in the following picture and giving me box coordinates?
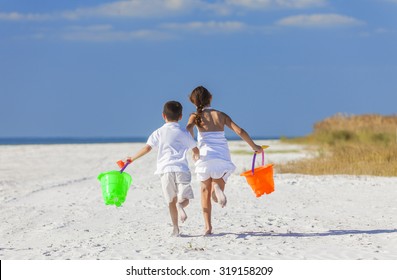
[0,135,292,145]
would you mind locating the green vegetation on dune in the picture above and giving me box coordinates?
[279,114,397,177]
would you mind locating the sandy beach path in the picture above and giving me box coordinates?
[1,141,396,259]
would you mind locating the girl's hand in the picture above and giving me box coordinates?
[125,157,133,163]
[253,144,263,154]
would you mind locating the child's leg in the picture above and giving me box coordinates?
[176,199,189,223]
[201,178,213,235]
[211,190,218,203]
[179,199,189,207]
[175,172,194,223]
[212,178,227,208]
[169,197,179,236]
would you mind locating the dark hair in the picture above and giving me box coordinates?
[189,86,212,127]
[163,101,182,121]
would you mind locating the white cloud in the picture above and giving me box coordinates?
[161,21,247,33]
[61,0,201,19]
[60,24,172,41]
[66,25,114,32]
[359,27,393,38]
[0,0,329,21]
[375,28,388,34]
[59,21,247,42]
[0,0,201,21]
[275,0,327,8]
[0,12,52,21]
[2,1,363,41]
[224,0,326,9]
[224,0,272,9]
[276,14,364,28]
[205,0,327,15]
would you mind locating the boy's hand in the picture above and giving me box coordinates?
[118,158,132,169]
[192,153,200,162]
[192,147,200,162]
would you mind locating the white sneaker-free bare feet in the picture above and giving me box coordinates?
[211,191,218,203]
[213,184,227,208]
[203,227,212,236]
[171,226,180,237]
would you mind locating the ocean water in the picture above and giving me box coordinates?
[0,137,147,145]
[0,136,278,145]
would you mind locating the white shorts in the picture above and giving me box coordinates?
[196,169,234,183]
[160,172,194,204]
[195,158,236,183]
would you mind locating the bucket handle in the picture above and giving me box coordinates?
[120,160,131,173]
[251,151,265,175]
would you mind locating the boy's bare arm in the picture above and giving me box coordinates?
[126,144,152,163]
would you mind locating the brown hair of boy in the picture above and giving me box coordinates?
[163,101,183,121]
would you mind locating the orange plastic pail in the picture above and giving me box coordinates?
[240,151,275,198]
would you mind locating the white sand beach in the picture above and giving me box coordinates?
[1,140,396,260]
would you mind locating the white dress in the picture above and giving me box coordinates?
[194,130,236,182]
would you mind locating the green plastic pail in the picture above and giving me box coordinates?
[97,171,132,207]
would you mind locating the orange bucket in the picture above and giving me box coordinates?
[240,151,275,198]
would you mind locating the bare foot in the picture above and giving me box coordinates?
[203,227,212,236]
[211,191,218,203]
[176,203,187,223]
[171,226,180,237]
[213,184,227,208]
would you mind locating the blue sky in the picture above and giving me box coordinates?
[1,0,396,139]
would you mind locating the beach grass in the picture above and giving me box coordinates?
[279,114,397,176]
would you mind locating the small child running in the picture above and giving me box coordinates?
[125,101,199,236]
[187,86,263,235]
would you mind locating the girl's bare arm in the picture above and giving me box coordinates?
[224,113,262,153]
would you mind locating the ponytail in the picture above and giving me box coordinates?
[189,85,212,128]
[194,104,205,127]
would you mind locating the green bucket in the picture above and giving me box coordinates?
[97,171,132,207]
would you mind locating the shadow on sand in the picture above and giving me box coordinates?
[181,229,397,238]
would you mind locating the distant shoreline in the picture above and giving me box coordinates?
[0,136,281,145]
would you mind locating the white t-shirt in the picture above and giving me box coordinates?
[146,122,197,174]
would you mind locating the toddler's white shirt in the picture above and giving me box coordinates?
[146,122,196,174]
